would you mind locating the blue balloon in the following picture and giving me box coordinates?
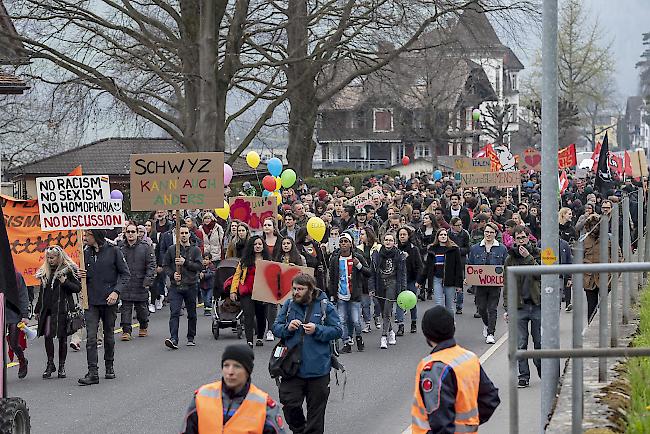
[267,157,283,177]
[433,170,442,181]
[262,190,271,197]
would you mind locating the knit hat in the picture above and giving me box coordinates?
[222,344,255,374]
[339,232,354,244]
[421,306,455,343]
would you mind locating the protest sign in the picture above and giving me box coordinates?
[519,148,541,172]
[451,157,491,173]
[629,150,649,178]
[36,175,123,231]
[229,197,276,231]
[1,194,79,286]
[465,265,504,286]
[345,185,383,208]
[459,171,520,188]
[129,152,224,211]
[252,260,314,305]
[558,144,577,169]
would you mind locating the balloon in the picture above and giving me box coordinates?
[472,108,481,122]
[262,175,276,192]
[433,170,442,181]
[281,169,297,188]
[275,177,282,191]
[110,190,123,200]
[262,190,271,197]
[402,155,410,166]
[223,163,233,186]
[246,151,260,169]
[397,290,417,310]
[306,217,326,242]
[267,157,283,177]
[272,190,282,205]
[214,201,230,220]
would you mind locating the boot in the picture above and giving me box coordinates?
[341,340,352,353]
[17,358,28,379]
[410,321,417,334]
[42,360,56,379]
[105,364,116,380]
[396,323,405,337]
[78,372,99,386]
[355,336,364,352]
[57,363,66,379]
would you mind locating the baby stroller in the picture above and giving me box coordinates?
[211,258,244,340]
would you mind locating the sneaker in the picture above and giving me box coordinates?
[486,334,495,344]
[474,312,482,318]
[148,303,156,313]
[388,330,397,345]
[70,342,81,352]
[380,336,388,349]
[204,308,211,317]
[341,342,352,353]
[565,304,573,312]
[265,330,274,341]
[97,340,103,348]
[374,318,381,329]
[410,321,417,333]
[483,325,488,338]
[164,338,179,350]
[456,307,463,315]
[120,332,132,341]
[17,359,28,379]
[362,324,371,333]
[155,296,164,311]
[426,293,433,301]
[518,378,530,388]
[247,341,254,348]
[396,323,405,337]
[138,328,148,337]
[356,336,365,352]
[187,339,196,347]
[255,339,264,347]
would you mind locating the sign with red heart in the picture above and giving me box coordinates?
[520,148,541,171]
[252,260,314,304]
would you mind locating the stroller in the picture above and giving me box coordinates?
[211,258,244,340]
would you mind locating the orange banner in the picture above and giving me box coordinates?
[1,194,79,286]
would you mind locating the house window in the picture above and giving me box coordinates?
[415,145,430,158]
[465,108,473,130]
[350,112,356,129]
[495,66,501,96]
[511,73,517,91]
[349,145,362,159]
[373,108,394,132]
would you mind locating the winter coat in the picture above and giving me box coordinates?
[444,206,471,229]
[398,241,423,282]
[151,219,174,265]
[200,262,216,291]
[85,243,130,306]
[419,245,464,288]
[6,272,29,325]
[468,241,508,268]
[448,228,471,261]
[327,249,371,302]
[200,224,224,262]
[272,290,343,379]
[503,243,541,310]
[118,240,156,302]
[163,243,203,290]
[559,222,577,244]
[369,247,407,298]
[583,234,621,291]
[299,240,328,293]
[36,266,81,338]
[356,242,381,295]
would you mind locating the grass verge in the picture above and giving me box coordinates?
[626,287,650,433]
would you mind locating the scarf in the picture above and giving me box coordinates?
[202,220,216,236]
[378,246,398,270]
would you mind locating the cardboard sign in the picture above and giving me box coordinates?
[229,196,276,230]
[345,185,383,208]
[465,265,504,286]
[452,157,491,173]
[629,150,649,178]
[519,148,541,171]
[459,171,520,188]
[129,152,224,211]
[36,175,123,231]
[1,194,80,286]
[252,260,314,304]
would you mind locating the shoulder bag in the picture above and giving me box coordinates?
[269,300,315,379]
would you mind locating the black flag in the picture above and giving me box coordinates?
[0,205,20,313]
[594,132,612,194]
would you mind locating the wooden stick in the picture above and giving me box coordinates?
[78,229,88,310]
[175,210,181,275]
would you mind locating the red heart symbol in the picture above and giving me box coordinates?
[263,263,300,302]
[525,152,541,168]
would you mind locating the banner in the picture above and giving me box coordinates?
[459,171,520,188]
[475,144,503,172]
[465,265,504,286]
[558,171,569,194]
[1,194,79,286]
[345,185,384,208]
[251,260,314,304]
[451,157,491,173]
[229,197,276,230]
[558,144,577,169]
[130,152,225,211]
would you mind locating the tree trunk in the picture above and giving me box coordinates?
[287,85,318,177]
[197,0,219,152]
[179,0,201,151]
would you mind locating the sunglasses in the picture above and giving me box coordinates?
[125,230,137,233]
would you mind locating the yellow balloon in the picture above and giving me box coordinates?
[214,201,230,220]
[246,151,260,169]
[275,177,282,191]
[307,216,326,242]
[272,190,282,205]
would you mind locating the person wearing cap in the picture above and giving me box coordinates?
[411,306,500,434]
[180,344,287,434]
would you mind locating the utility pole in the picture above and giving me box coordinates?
[540,0,560,429]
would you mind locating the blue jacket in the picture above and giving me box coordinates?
[467,241,508,267]
[272,291,343,379]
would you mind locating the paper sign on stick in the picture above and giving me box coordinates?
[345,185,384,208]
[465,265,504,286]
[459,171,520,188]
[229,197,276,230]
[129,152,225,211]
[252,260,314,304]
[452,157,491,173]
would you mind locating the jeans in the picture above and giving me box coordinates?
[396,280,418,323]
[517,303,541,381]
[200,287,213,309]
[120,301,149,333]
[337,300,361,341]
[85,304,118,373]
[433,277,456,314]
[279,374,330,434]
[361,294,381,323]
[455,288,464,310]
[476,286,501,335]
[168,284,197,343]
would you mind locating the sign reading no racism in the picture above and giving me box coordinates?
[459,171,520,188]
[130,152,225,211]
[36,175,123,231]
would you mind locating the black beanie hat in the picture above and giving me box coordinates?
[421,306,455,343]
[222,344,255,375]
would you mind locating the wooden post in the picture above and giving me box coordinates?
[518,184,522,204]
[78,229,88,309]
[175,210,181,274]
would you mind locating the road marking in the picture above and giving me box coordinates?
[400,332,509,434]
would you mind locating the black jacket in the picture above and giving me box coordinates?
[369,247,407,298]
[328,249,371,302]
[444,206,471,230]
[163,243,203,289]
[36,266,81,338]
[118,240,157,302]
[84,243,130,306]
[398,241,423,282]
[151,219,174,265]
[419,245,464,288]
[449,228,471,261]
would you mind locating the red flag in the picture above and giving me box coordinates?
[68,166,82,176]
[591,142,602,171]
[481,144,502,171]
[624,152,633,177]
[607,153,623,176]
[558,170,569,194]
[558,144,577,169]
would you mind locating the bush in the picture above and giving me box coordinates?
[626,286,650,433]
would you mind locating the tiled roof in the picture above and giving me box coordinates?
[503,47,524,70]
[0,70,27,94]
[7,137,265,178]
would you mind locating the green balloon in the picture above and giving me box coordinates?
[281,168,297,188]
[397,290,417,310]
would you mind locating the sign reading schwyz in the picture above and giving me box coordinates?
[459,171,520,188]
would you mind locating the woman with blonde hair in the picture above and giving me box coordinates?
[35,246,81,379]
[558,207,577,243]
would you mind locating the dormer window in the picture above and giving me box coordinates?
[373,108,394,132]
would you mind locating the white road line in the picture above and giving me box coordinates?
[400,333,509,434]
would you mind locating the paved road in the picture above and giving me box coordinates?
[8,293,509,434]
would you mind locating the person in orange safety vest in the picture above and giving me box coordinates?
[411,306,500,433]
[181,344,287,434]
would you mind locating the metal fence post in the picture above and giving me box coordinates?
[507,268,519,434]
[598,215,609,382]
[610,203,619,347]
[622,196,631,325]
[571,238,584,434]
[644,187,650,292]
[638,187,644,266]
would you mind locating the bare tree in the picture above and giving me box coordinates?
[480,102,514,146]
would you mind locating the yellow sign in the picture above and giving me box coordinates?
[541,247,557,265]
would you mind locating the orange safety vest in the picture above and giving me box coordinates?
[411,345,481,434]
[195,381,268,434]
